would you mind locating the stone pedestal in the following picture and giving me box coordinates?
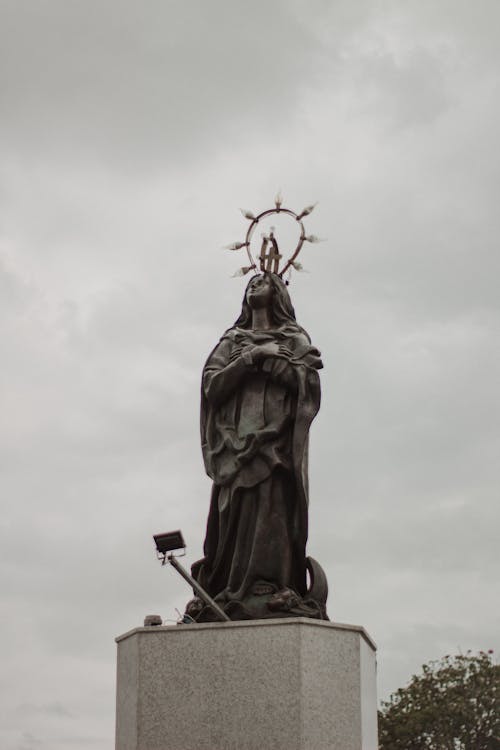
[115,617,377,750]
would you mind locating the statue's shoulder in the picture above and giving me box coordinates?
[208,327,241,357]
[220,327,240,344]
[222,326,259,344]
[279,325,311,346]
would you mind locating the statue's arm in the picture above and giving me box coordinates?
[261,333,323,390]
[291,333,323,370]
[203,341,255,405]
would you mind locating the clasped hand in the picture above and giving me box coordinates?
[247,342,293,362]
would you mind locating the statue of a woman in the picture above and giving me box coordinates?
[188,273,328,621]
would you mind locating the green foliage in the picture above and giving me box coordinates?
[378,651,500,750]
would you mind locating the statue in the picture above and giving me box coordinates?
[186,198,329,622]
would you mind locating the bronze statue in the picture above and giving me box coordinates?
[187,272,329,621]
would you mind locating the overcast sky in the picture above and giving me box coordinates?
[1,1,499,748]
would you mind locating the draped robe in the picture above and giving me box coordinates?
[193,322,322,616]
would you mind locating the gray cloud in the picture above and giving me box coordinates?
[0,0,324,171]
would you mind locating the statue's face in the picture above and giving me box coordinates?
[246,274,273,309]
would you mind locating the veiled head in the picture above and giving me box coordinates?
[234,273,297,328]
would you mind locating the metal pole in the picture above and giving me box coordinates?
[168,554,231,623]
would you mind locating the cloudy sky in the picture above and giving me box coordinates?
[1,1,499,747]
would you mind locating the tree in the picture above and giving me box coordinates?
[378,651,499,750]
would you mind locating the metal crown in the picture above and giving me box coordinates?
[225,193,323,281]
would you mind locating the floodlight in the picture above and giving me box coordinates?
[153,528,230,623]
[153,530,185,559]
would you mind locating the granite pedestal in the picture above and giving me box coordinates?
[115,617,377,750]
